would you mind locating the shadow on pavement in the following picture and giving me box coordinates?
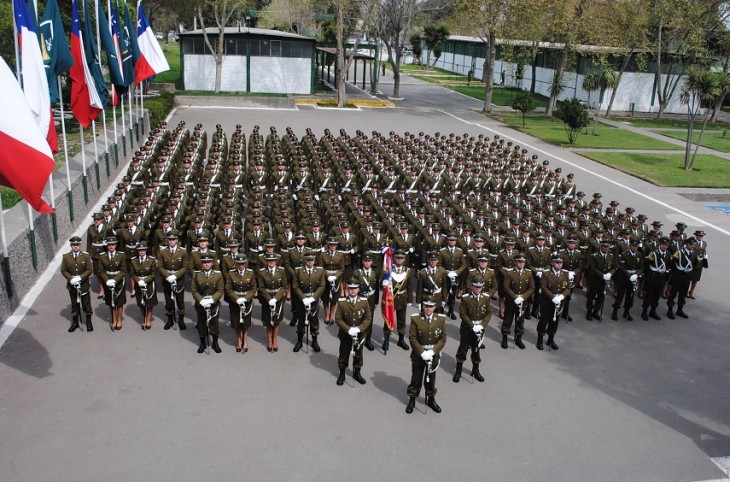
[0,327,53,378]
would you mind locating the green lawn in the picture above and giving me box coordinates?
[582,152,730,187]
[155,42,181,88]
[494,114,682,150]
[452,86,549,108]
[611,116,729,129]
[656,130,730,153]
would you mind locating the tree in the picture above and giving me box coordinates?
[374,0,419,99]
[409,32,422,65]
[422,24,448,68]
[197,0,247,93]
[259,0,317,33]
[582,67,601,110]
[554,97,589,144]
[679,68,729,170]
[511,91,536,127]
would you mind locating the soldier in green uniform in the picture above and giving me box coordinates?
[500,254,534,349]
[320,237,345,326]
[439,234,467,319]
[585,240,615,321]
[537,256,571,350]
[131,242,158,330]
[557,237,582,322]
[86,213,108,299]
[99,236,127,330]
[225,254,257,353]
[158,231,189,330]
[61,236,94,332]
[611,240,643,321]
[258,253,287,352]
[687,230,708,299]
[335,279,372,386]
[383,250,412,353]
[666,237,700,319]
[453,276,491,383]
[292,251,326,353]
[406,296,447,414]
[526,234,552,319]
[192,255,225,353]
[642,237,671,320]
[416,252,448,313]
[286,233,308,326]
[352,254,380,350]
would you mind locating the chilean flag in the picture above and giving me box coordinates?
[134,0,169,84]
[69,0,103,129]
[0,57,55,214]
[381,246,396,331]
[13,0,55,153]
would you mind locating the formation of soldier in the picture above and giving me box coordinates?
[62,120,711,413]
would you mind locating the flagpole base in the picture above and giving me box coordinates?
[28,229,37,270]
[129,128,134,149]
[114,144,119,167]
[51,213,58,243]
[134,122,139,142]
[122,135,127,157]
[105,152,110,178]
[94,162,101,190]
[1,257,12,297]
[67,190,74,222]
[82,175,89,205]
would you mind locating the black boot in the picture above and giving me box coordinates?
[514,336,525,350]
[676,308,688,319]
[547,336,559,350]
[293,333,303,352]
[641,308,649,321]
[382,331,390,354]
[336,368,346,386]
[353,369,366,385]
[164,315,174,330]
[426,397,442,413]
[586,310,593,321]
[501,335,509,349]
[623,310,633,321]
[649,310,661,320]
[472,364,485,382]
[536,335,544,351]
[178,314,186,330]
[364,335,374,351]
[397,334,410,351]
[667,307,675,319]
[197,337,207,354]
[311,336,321,352]
[593,311,602,321]
[68,315,79,333]
[448,308,456,320]
[452,362,462,383]
[86,316,93,332]
[211,335,222,353]
[611,308,619,321]
[405,397,416,414]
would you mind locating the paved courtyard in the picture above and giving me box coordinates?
[1,77,729,481]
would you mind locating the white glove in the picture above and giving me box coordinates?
[536,271,543,278]
[166,275,177,283]
[408,247,414,253]
[303,297,315,307]
[629,274,638,282]
[472,324,484,333]
[237,297,246,306]
[200,298,213,308]
[514,296,523,305]
[70,276,82,285]
[382,280,389,287]
[106,279,116,287]
[603,273,612,281]
[568,271,575,281]
[433,288,442,294]
[420,349,434,361]
[314,195,320,202]
[268,298,277,308]
[350,248,355,254]
[448,271,457,279]
[348,327,359,336]
[137,280,147,288]
[552,294,564,305]
[328,275,337,283]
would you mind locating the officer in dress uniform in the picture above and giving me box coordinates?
[335,279,372,386]
[406,296,447,414]
[500,254,534,350]
[192,254,224,353]
[453,276,492,383]
[537,256,571,351]
[292,251,326,353]
[286,233,308,326]
[666,237,700,319]
[158,230,189,330]
[131,242,158,330]
[320,237,345,326]
[225,254,257,353]
[642,237,671,320]
[611,240,643,321]
[383,250,412,354]
[585,240,615,321]
[352,254,380,351]
[258,253,287,352]
[439,234,467,319]
[688,230,708,299]
[86,213,107,299]
[416,252,448,312]
[61,236,94,332]
[99,236,127,330]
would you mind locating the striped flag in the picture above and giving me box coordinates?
[69,0,104,128]
[135,0,169,84]
[381,246,396,331]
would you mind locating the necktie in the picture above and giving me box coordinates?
[74,253,78,259]
[307,269,312,276]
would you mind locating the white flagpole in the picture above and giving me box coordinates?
[80,126,89,204]
[58,77,75,221]
[92,119,100,189]
[112,98,119,165]
[93,0,103,190]
[128,87,134,146]
[0,194,7,257]
[120,89,127,156]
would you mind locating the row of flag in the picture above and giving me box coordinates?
[1,0,169,213]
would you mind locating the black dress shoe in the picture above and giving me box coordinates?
[426,397,442,413]
[676,310,688,319]
[547,338,559,350]
[164,317,174,330]
[353,371,367,385]
[68,318,79,333]
[293,341,303,352]
[514,337,525,350]
[397,339,410,351]
[236,348,242,353]
[364,339,374,351]
[472,368,485,383]
[524,312,531,320]
[592,312,602,321]
[536,337,544,351]
[289,319,297,327]
[405,397,416,414]
[501,336,509,349]
[667,310,675,320]
[586,312,593,321]
[650,311,661,320]
[197,338,206,354]
[565,315,573,322]
[611,311,618,321]
[336,369,346,386]
[449,311,456,320]
[312,338,321,352]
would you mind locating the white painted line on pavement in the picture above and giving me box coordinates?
[181,105,299,111]
[438,109,730,237]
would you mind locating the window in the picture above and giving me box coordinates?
[271,40,281,57]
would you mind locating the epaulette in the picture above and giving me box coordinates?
[81,251,89,255]
[357,296,367,302]
[213,270,221,274]
[411,313,419,318]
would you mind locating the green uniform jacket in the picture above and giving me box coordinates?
[192,270,224,304]
[158,247,189,281]
[416,267,448,305]
[409,313,447,361]
[61,251,93,291]
[293,266,327,300]
[504,269,535,301]
[257,266,287,302]
[225,269,258,302]
[335,297,372,332]
[458,292,492,333]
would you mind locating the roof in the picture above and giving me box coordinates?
[446,34,630,55]
[180,27,314,41]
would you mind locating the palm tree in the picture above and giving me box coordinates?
[679,68,722,170]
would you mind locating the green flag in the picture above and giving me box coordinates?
[39,0,74,103]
